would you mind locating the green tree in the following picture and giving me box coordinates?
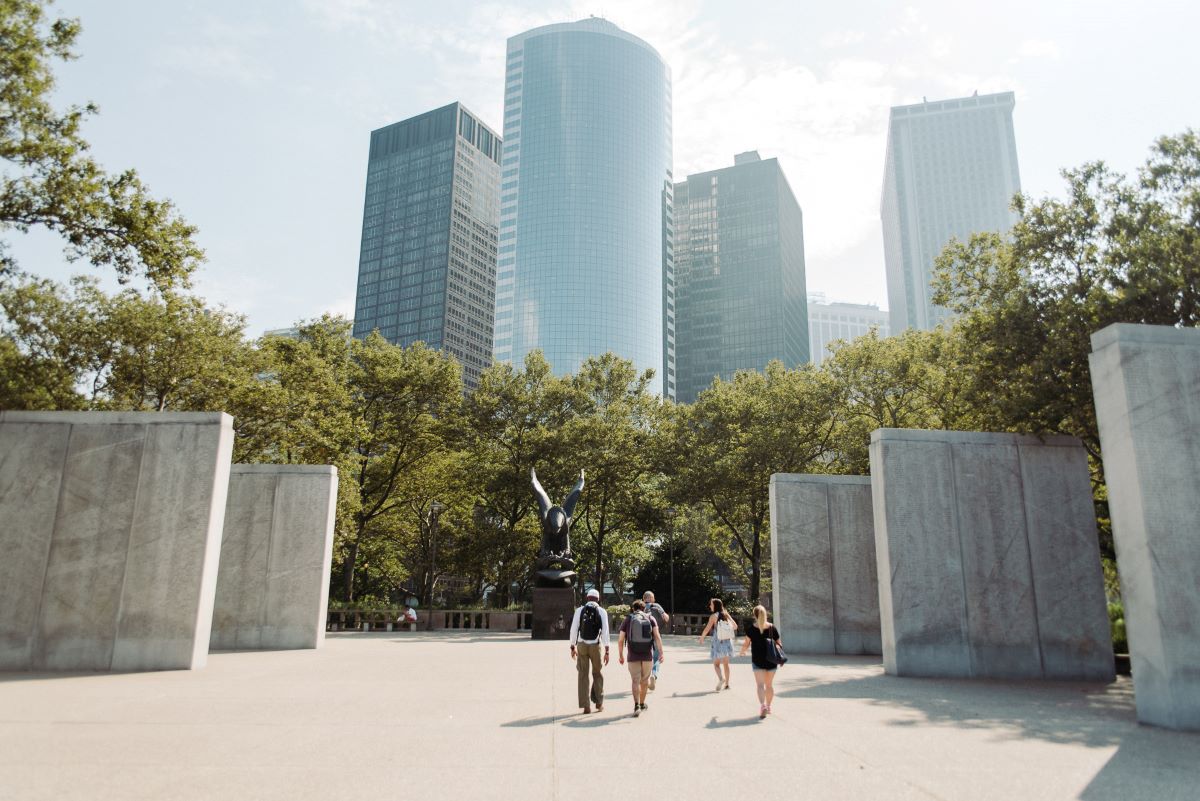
[632,539,727,616]
[822,327,976,472]
[931,129,1200,561]
[565,353,663,600]
[462,351,578,606]
[663,362,845,602]
[1,0,202,290]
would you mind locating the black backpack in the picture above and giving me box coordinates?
[579,603,602,641]
[627,611,654,656]
[646,603,667,629]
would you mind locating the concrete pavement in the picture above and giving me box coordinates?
[1,632,1196,800]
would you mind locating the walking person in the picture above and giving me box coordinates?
[698,598,737,691]
[569,588,610,714]
[617,600,665,717]
[738,604,783,719]
[642,590,670,690]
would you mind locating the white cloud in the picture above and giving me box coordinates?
[1016,38,1061,61]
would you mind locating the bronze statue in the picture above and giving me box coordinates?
[531,467,584,588]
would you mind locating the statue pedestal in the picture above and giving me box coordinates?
[531,588,575,640]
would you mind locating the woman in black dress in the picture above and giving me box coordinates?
[737,604,782,719]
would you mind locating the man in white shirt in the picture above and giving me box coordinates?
[569,588,610,714]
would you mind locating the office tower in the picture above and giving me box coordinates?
[881,91,1021,332]
[494,19,674,397]
[672,151,809,404]
[352,102,501,389]
[807,295,890,366]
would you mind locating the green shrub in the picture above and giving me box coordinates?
[1108,601,1128,654]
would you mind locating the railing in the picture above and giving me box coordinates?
[326,608,533,632]
[326,608,718,635]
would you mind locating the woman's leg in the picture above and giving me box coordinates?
[711,658,723,679]
[721,656,731,685]
[753,669,767,704]
[763,669,776,710]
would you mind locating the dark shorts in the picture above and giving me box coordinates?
[752,662,778,672]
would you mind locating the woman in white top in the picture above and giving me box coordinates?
[698,598,738,691]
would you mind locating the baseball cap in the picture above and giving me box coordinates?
[586,588,600,600]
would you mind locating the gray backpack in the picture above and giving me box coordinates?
[628,611,654,656]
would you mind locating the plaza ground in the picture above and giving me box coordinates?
[1,632,1197,800]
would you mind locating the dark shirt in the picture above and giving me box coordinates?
[745,623,781,669]
[620,613,659,662]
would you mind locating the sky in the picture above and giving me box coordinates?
[10,0,1200,333]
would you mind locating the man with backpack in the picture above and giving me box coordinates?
[617,599,666,717]
[642,590,670,690]
[569,588,611,714]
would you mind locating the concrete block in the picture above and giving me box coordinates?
[1090,323,1200,730]
[870,428,1113,681]
[770,474,880,655]
[0,411,233,671]
[210,465,338,651]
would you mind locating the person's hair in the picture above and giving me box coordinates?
[710,598,730,622]
[631,600,646,611]
[753,605,769,632]
[642,591,654,602]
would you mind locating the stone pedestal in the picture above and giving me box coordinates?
[1090,323,1200,730]
[0,411,233,671]
[210,464,338,651]
[531,588,575,640]
[770,474,880,655]
[870,428,1114,681]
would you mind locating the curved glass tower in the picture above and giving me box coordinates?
[493,18,674,397]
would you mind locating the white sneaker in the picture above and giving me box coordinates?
[648,675,656,691]
[716,677,725,691]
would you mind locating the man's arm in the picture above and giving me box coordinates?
[568,607,582,656]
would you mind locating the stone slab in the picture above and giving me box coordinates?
[770,474,880,655]
[531,587,574,640]
[870,428,1113,681]
[210,465,338,651]
[1090,323,1200,730]
[0,411,233,671]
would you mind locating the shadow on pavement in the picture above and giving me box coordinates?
[705,715,761,728]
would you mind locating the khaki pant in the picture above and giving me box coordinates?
[576,642,604,709]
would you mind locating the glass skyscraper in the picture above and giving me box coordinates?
[353,102,501,388]
[493,19,675,397]
[673,152,809,404]
[881,91,1021,332]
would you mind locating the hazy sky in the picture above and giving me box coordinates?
[11,0,1199,332]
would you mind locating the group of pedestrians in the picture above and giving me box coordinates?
[568,590,783,720]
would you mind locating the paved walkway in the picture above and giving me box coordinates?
[1,632,1197,800]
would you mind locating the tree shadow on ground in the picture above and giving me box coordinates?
[776,668,1132,748]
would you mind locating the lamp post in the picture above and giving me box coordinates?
[426,500,445,631]
[666,507,677,635]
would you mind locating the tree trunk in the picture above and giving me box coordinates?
[340,540,359,603]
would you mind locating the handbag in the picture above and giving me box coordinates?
[763,628,787,666]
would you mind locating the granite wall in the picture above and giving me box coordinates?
[869,428,1113,681]
[211,464,338,651]
[0,411,233,671]
[1090,323,1200,730]
[770,474,880,655]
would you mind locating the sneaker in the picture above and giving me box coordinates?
[633,704,641,718]
[640,701,648,711]
[765,705,772,715]
[648,675,656,691]
[595,704,604,712]
[759,704,768,719]
[716,677,725,691]
[724,683,731,690]
[582,707,591,714]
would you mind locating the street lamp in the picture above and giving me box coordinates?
[666,507,677,634]
[426,500,446,631]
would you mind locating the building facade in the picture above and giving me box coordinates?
[673,152,809,404]
[881,91,1021,332]
[493,18,675,397]
[807,295,890,366]
[352,102,501,389]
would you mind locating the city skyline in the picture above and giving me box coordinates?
[5,1,1198,338]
